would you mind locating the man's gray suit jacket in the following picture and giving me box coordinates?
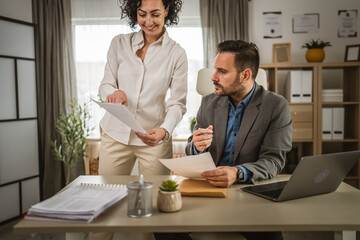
[185,83,292,183]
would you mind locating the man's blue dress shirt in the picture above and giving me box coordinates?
[193,83,256,182]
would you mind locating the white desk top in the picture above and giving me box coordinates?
[14,175,360,233]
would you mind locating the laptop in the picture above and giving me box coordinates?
[241,150,360,202]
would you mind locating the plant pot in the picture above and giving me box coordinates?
[157,190,182,213]
[305,48,325,62]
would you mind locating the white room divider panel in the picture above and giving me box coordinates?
[0,58,16,120]
[0,16,40,224]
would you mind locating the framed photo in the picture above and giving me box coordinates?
[344,44,360,62]
[272,43,291,63]
[293,13,319,33]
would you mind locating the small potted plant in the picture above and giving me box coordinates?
[301,39,332,62]
[157,179,182,213]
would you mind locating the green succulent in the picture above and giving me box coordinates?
[160,179,179,192]
[301,39,332,49]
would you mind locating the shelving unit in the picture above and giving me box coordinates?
[260,63,319,159]
[260,62,360,188]
[317,62,360,188]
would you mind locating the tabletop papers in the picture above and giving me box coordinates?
[91,99,146,134]
[25,183,128,223]
[159,152,216,179]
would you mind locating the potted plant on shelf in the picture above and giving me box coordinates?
[157,179,182,213]
[301,39,332,62]
[51,98,93,185]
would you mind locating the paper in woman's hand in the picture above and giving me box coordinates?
[91,99,146,134]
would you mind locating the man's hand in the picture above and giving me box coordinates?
[106,90,128,106]
[135,128,166,146]
[201,166,238,188]
[193,125,213,152]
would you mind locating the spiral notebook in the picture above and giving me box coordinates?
[25,183,128,223]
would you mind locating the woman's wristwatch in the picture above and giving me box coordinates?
[161,128,170,142]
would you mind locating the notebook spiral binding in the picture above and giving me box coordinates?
[80,183,126,188]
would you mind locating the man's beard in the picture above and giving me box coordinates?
[213,72,244,97]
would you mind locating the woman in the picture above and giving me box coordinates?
[98,0,187,177]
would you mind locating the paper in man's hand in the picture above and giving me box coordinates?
[159,152,216,179]
[91,99,146,133]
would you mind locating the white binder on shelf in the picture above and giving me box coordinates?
[301,70,312,102]
[285,71,302,103]
[322,108,332,140]
[332,108,344,140]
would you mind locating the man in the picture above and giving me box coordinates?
[187,40,292,187]
[155,40,292,240]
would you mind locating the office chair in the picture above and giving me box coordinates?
[196,68,268,96]
[192,68,267,240]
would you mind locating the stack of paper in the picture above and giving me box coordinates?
[322,89,343,102]
[25,183,127,222]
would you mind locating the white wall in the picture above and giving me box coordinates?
[249,0,360,63]
[0,0,32,23]
[71,0,200,26]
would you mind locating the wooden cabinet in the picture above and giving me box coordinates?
[260,62,360,188]
[290,105,313,140]
[317,62,360,188]
[260,63,318,160]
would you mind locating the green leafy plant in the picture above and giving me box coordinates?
[51,98,93,185]
[189,116,196,132]
[159,179,179,192]
[97,94,103,102]
[301,39,332,49]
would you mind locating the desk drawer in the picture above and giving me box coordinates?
[289,105,313,122]
[292,122,313,140]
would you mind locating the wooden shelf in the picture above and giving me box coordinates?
[293,139,314,143]
[345,176,359,180]
[322,102,360,105]
[260,62,360,188]
[289,102,314,106]
[322,139,359,143]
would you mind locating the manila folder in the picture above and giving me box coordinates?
[180,179,228,198]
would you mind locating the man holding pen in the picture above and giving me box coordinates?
[186,40,292,189]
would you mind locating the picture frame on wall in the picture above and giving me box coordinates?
[272,43,291,63]
[292,13,319,33]
[344,44,360,62]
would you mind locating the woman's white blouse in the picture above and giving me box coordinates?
[99,29,188,146]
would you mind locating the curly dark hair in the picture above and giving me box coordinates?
[118,0,183,29]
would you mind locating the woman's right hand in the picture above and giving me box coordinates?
[106,90,128,106]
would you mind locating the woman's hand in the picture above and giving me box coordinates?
[136,128,166,146]
[106,90,128,106]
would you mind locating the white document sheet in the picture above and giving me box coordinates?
[91,99,146,134]
[159,152,216,179]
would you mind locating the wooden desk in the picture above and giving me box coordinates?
[14,175,360,240]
